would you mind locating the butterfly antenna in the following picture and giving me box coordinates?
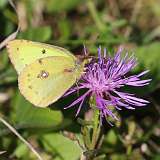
[83,44,89,57]
[75,80,80,97]
[104,48,107,58]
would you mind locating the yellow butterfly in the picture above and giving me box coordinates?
[7,40,86,107]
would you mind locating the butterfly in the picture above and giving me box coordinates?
[6,39,86,107]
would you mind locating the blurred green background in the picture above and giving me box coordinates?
[0,0,160,159]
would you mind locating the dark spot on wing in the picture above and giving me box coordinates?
[27,74,30,77]
[37,74,40,78]
[28,85,32,89]
[38,59,43,64]
[42,49,46,54]
[37,70,49,79]
[64,68,73,73]
[17,48,19,51]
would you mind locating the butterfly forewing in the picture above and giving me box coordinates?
[7,39,75,74]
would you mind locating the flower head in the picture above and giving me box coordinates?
[64,47,151,120]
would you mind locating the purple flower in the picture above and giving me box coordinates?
[64,47,151,120]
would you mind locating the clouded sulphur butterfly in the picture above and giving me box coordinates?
[7,40,86,107]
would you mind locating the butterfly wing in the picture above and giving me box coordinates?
[18,56,83,107]
[6,39,75,74]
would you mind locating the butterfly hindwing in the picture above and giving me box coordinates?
[18,56,80,107]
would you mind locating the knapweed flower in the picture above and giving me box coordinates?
[64,47,151,120]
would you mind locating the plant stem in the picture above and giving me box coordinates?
[0,116,44,160]
[90,109,100,150]
[81,97,103,159]
[87,0,105,32]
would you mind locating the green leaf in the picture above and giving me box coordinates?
[110,154,127,160]
[105,129,117,145]
[18,26,52,42]
[153,154,160,160]
[12,92,63,129]
[13,143,28,159]
[0,51,17,85]
[0,0,7,9]
[135,42,160,93]
[58,19,71,40]
[136,42,160,72]
[0,66,17,85]
[46,0,82,13]
[42,133,81,160]
[109,19,127,30]
[144,26,160,43]
[0,50,9,71]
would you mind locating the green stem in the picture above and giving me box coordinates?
[126,145,132,156]
[81,97,103,159]
[90,109,100,150]
[82,126,92,150]
[87,0,105,32]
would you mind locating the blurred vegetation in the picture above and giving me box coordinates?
[0,0,160,159]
